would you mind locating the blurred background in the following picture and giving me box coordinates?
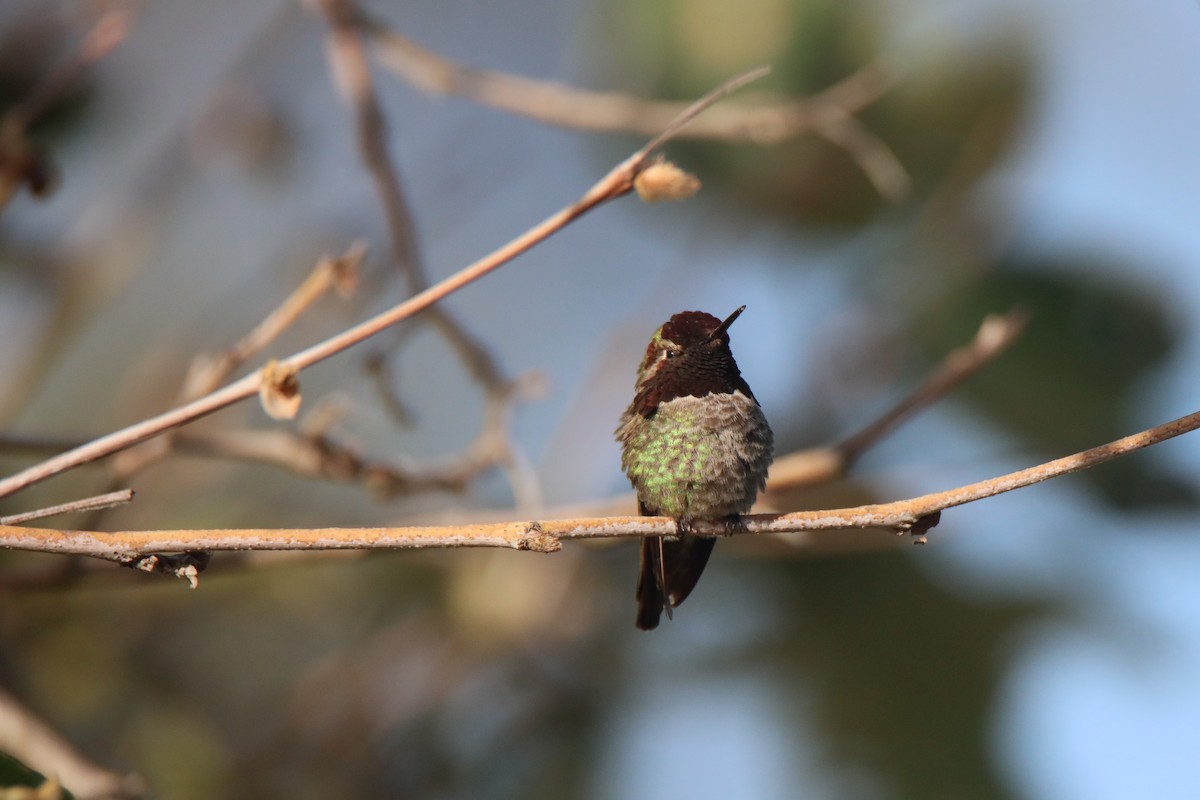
[2,0,1199,797]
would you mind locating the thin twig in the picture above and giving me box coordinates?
[0,67,768,501]
[171,428,470,495]
[837,308,1030,464]
[768,308,1030,492]
[318,0,426,290]
[813,111,911,202]
[0,489,133,526]
[635,67,772,157]
[5,407,1198,563]
[182,244,365,404]
[93,245,364,513]
[0,309,1025,506]
[359,14,909,198]
[228,245,363,368]
[318,0,530,499]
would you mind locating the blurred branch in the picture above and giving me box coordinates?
[94,245,364,512]
[84,241,498,515]
[5,406,1199,567]
[0,307,1023,514]
[0,247,359,530]
[0,489,133,526]
[357,11,910,200]
[211,247,362,380]
[183,245,365,404]
[1,9,130,130]
[0,66,770,500]
[0,8,131,208]
[317,0,426,290]
[362,347,417,426]
[811,109,911,203]
[0,685,144,799]
[316,0,540,503]
[171,428,464,495]
[768,308,1030,492]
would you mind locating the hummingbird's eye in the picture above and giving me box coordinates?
[665,350,679,359]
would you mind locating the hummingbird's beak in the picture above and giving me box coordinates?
[706,305,746,343]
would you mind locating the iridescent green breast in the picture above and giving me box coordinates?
[616,391,773,522]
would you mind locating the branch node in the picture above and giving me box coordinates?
[519,521,560,553]
[120,550,211,588]
[634,156,701,203]
[328,240,366,296]
[259,359,302,420]
[896,511,941,545]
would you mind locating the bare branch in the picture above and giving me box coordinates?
[358,14,908,198]
[0,489,133,526]
[181,244,365,404]
[172,428,469,495]
[0,67,767,500]
[768,308,1030,492]
[225,245,363,368]
[634,67,773,157]
[361,14,865,141]
[317,0,426,290]
[836,308,1030,465]
[317,0,534,499]
[100,244,364,495]
[5,406,1198,565]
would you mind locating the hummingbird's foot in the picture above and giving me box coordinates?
[720,514,746,536]
[675,516,743,537]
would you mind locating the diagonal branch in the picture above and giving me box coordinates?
[767,308,1030,492]
[318,0,534,499]
[0,489,133,526]
[356,12,908,199]
[835,308,1030,466]
[318,0,426,290]
[95,245,364,497]
[0,67,770,500]
[0,309,1028,517]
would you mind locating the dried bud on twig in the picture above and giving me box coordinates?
[634,158,701,203]
[259,359,301,420]
[327,241,365,297]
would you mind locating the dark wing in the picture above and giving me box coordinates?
[635,501,716,631]
[661,534,716,608]
[636,535,668,631]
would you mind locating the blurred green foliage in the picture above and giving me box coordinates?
[0,751,74,799]
[762,552,1047,800]
[918,264,1194,509]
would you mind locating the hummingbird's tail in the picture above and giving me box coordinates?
[635,533,716,630]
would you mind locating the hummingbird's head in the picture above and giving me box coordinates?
[630,306,754,417]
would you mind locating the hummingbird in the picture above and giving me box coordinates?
[615,306,774,630]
